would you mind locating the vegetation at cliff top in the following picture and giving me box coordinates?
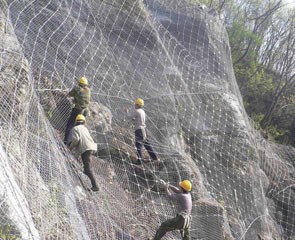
[192,0,295,146]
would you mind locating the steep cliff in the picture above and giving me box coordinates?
[0,0,294,239]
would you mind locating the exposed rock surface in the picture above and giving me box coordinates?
[0,0,295,239]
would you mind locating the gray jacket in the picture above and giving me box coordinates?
[69,124,97,155]
[167,185,192,215]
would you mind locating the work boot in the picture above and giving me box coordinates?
[91,186,99,192]
[132,159,142,165]
[154,159,164,170]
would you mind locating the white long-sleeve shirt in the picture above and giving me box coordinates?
[126,108,146,130]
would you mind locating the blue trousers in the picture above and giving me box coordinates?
[135,129,158,161]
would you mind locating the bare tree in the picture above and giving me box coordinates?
[261,9,295,127]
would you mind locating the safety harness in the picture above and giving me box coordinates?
[141,127,147,140]
[179,213,192,237]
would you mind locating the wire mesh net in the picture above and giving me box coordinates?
[0,0,295,239]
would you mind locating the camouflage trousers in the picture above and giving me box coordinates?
[153,214,190,240]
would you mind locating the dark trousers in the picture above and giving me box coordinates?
[135,129,157,161]
[154,214,190,240]
[64,108,83,145]
[81,150,98,188]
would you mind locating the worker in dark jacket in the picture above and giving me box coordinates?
[64,77,90,145]
[125,98,159,164]
[153,180,193,240]
[69,114,99,192]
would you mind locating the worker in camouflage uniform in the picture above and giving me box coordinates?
[69,114,99,192]
[125,98,159,164]
[64,77,90,145]
[153,180,193,240]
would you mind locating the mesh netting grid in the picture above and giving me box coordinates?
[0,0,295,239]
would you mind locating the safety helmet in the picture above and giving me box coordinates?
[179,180,192,192]
[79,77,88,85]
[135,98,144,107]
[75,114,85,122]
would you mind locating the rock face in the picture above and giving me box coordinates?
[0,0,295,239]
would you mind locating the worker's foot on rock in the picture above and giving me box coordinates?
[154,159,164,169]
[132,159,142,165]
[91,186,99,192]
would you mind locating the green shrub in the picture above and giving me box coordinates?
[0,225,19,240]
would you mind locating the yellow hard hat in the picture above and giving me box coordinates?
[179,180,192,192]
[135,98,144,107]
[79,77,88,85]
[75,114,85,122]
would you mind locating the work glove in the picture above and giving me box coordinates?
[159,179,167,186]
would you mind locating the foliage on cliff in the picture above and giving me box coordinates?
[194,0,295,145]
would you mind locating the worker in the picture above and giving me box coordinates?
[153,180,192,240]
[68,114,99,192]
[64,77,90,145]
[125,98,159,165]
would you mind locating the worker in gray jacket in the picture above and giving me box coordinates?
[68,114,99,191]
[153,180,193,240]
[125,98,159,165]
